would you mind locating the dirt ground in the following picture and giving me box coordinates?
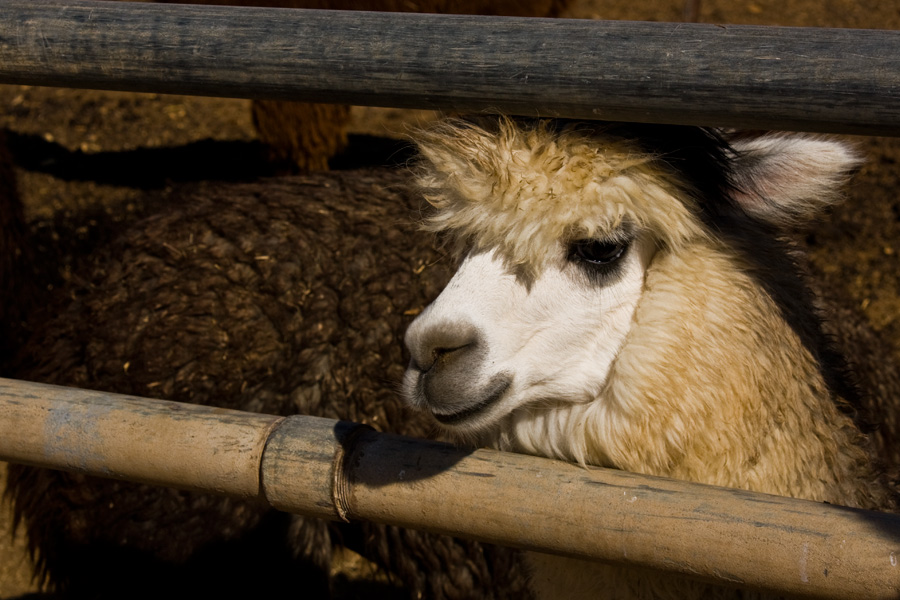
[3,0,900,597]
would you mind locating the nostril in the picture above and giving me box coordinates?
[430,343,473,371]
[406,319,481,373]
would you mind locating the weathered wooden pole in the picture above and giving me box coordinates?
[0,1,899,135]
[1,377,898,598]
[0,377,281,498]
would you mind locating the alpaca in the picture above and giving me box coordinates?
[402,117,897,599]
[2,165,530,599]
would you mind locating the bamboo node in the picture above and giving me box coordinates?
[332,423,374,522]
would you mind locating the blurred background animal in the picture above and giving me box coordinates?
[1,158,533,599]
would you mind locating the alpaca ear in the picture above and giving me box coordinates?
[726,133,863,226]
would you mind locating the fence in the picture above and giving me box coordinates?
[1,0,900,134]
[1,1,900,598]
[2,378,899,599]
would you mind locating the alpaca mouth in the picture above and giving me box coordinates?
[429,375,511,426]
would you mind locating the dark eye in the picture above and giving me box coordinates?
[569,239,629,266]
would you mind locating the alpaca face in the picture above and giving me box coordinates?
[403,231,654,441]
[403,117,862,457]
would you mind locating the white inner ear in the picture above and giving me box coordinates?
[727,134,862,226]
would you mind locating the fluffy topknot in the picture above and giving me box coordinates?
[413,117,709,276]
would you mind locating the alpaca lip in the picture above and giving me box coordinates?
[430,375,511,425]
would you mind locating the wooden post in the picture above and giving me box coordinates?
[1,377,899,598]
[0,1,899,135]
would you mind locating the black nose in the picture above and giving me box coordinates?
[406,320,481,374]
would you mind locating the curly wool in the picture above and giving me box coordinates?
[5,169,532,600]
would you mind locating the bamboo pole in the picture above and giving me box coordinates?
[1,1,900,135]
[0,378,282,498]
[1,378,899,597]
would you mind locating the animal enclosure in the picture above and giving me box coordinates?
[1,1,900,599]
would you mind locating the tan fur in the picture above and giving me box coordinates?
[596,241,886,504]
[409,117,894,599]
[251,101,352,171]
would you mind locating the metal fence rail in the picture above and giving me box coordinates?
[1,378,898,599]
[1,0,899,134]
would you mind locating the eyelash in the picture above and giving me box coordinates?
[568,239,629,266]
[566,236,632,284]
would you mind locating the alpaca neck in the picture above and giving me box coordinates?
[594,242,883,506]
[498,241,886,509]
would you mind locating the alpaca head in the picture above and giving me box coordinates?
[403,117,864,481]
